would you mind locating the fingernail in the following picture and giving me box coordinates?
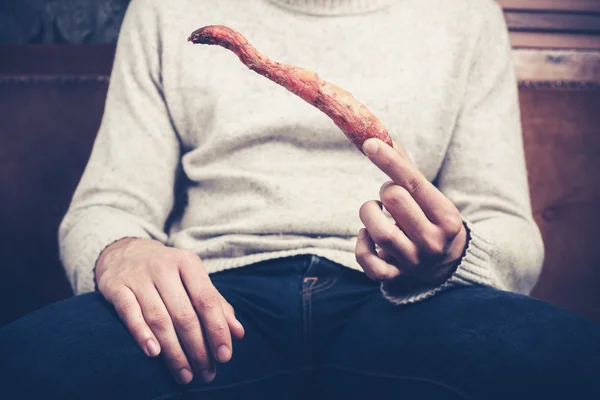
[201,369,216,383]
[362,139,379,156]
[217,345,231,362]
[145,339,160,357]
[178,368,193,385]
[358,229,368,239]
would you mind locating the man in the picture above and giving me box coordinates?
[1,0,599,398]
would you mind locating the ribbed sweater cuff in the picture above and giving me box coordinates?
[60,212,156,295]
[381,219,501,305]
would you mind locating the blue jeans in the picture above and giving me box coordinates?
[1,255,599,399]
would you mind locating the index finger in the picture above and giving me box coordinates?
[362,138,452,223]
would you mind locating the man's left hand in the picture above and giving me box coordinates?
[356,138,468,287]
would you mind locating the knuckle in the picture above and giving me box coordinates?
[422,234,447,256]
[117,299,136,318]
[439,212,463,237]
[194,292,220,311]
[147,313,172,332]
[381,185,409,209]
[377,227,399,247]
[403,174,423,194]
[174,312,199,331]
[109,285,128,302]
[105,284,130,304]
[208,323,229,338]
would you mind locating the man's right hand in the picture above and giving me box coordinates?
[95,238,245,385]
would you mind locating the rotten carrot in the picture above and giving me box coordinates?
[188,25,394,153]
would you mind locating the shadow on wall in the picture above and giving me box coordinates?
[0,0,130,44]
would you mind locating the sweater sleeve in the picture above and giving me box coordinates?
[381,3,544,304]
[58,0,181,295]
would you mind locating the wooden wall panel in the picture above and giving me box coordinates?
[513,49,600,81]
[499,0,600,49]
[510,31,600,49]
[498,0,600,12]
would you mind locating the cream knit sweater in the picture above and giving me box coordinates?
[59,0,544,303]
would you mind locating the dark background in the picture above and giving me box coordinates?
[0,0,129,44]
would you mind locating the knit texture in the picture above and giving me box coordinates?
[59,0,544,303]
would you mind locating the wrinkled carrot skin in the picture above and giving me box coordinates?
[188,25,394,153]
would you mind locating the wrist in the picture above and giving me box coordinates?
[97,237,137,266]
[94,237,161,289]
[413,225,469,286]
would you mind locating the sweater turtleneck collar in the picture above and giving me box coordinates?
[267,0,391,16]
